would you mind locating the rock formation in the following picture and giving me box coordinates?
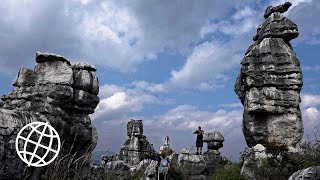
[177,149,207,179]
[235,1,303,148]
[171,147,222,179]
[0,52,99,179]
[203,130,224,151]
[117,119,155,165]
[289,166,320,180]
[240,144,268,180]
[160,136,173,156]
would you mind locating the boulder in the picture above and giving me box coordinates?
[240,144,268,180]
[203,130,224,150]
[264,2,292,19]
[71,62,96,71]
[12,68,37,87]
[288,166,320,180]
[177,152,206,175]
[104,160,131,180]
[141,160,157,180]
[34,60,73,85]
[35,52,70,64]
[74,69,92,92]
[74,89,99,108]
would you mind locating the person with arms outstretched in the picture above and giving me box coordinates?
[193,126,204,155]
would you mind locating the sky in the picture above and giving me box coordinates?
[0,0,320,161]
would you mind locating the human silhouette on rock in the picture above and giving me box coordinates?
[193,126,204,155]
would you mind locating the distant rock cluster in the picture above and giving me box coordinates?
[235,1,303,148]
[98,119,156,179]
[118,119,156,165]
[0,52,99,179]
[96,120,225,180]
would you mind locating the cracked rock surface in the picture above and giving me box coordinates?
[235,2,303,148]
[0,52,99,179]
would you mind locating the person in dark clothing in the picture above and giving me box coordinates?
[193,126,204,155]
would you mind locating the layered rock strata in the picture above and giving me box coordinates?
[117,119,155,165]
[235,1,303,148]
[0,52,99,179]
[203,130,224,151]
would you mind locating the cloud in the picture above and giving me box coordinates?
[130,81,167,93]
[0,0,81,74]
[91,83,161,121]
[0,0,259,75]
[99,84,124,98]
[165,5,261,91]
[219,103,243,108]
[168,40,242,91]
[302,65,320,72]
[201,6,260,37]
[301,94,320,109]
[299,94,320,139]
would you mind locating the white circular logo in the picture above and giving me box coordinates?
[15,122,61,167]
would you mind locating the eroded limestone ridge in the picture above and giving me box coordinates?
[0,52,99,179]
[234,2,303,148]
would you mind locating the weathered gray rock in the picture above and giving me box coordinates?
[288,166,320,180]
[264,2,292,19]
[71,62,96,71]
[104,160,131,179]
[240,144,268,180]
[0,52,99,179]
[72,64,99,95]
[74,89,99,109]
[130,159,152,177]
[74,70,92,91]
[36,51,70,64]
[255,9,298,42]
[202,150,222,175]
[177,151,206,175]
[141,160,157,180]
[106,160,130,171]
[160,136,174,156]
[235,1,303,148]
[34,60,73,85]
[118,119,155,166]
[91,71,99,95]
[12,68,37,87]
[203,130,224,150]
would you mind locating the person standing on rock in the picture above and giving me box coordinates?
[193,126,204,155]
[156,149,170,180]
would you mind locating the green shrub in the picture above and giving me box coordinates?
[209,164,246,180]
[168,167,189,180]
[253,140,320,180]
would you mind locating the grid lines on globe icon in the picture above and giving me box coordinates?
[15,122,61,167]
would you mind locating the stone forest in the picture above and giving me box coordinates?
[0,1,320,180]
